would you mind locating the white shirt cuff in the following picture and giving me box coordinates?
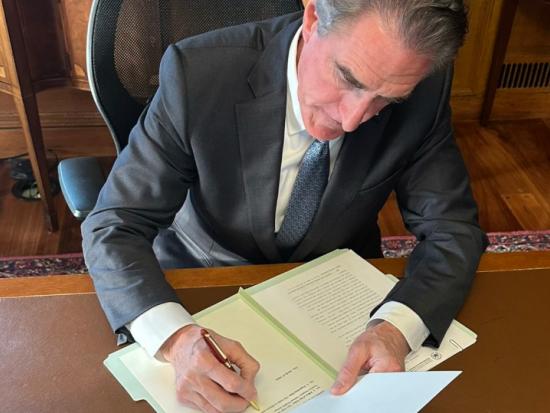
[127,302,195,359]
[368,301,430,352]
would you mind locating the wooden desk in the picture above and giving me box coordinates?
[1,252,550,412]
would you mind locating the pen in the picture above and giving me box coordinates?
[200,328,260,411]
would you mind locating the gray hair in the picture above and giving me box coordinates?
[315,0,468,70]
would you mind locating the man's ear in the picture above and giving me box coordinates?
[302,0,319,43]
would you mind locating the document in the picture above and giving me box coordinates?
[291,371,461,413]
[105,249,476,412]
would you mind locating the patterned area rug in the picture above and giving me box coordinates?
[381,230,550,258]
[1,230,549,277]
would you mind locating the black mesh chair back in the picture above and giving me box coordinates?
[88,0,304,153]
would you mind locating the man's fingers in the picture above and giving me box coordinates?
[189,391,223,413]
[174,384,221,413]
[331,344,368,395]
[212,333,260,376]
[228,346,260,384]
[368,358,404,373]
[178,366,249,413]
[169,326,259,411]
[198,375,249,412]
[205,362,256,404]
[210,334,260,401]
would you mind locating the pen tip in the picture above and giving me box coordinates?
[249,400,260,411]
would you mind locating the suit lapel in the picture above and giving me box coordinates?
[235,18,302,262]
[236,92,286,262]
[290,108,392,261]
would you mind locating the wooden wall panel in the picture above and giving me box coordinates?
[505,0,550,62]
[0,37,9,84]
[0,5,16,92]
[453,1,502,96]
[58,0,93,89]
[491,0,550,120]
[450,0,504,119]
[11,0,71,91]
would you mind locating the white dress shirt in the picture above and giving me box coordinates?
[128,26,429,358]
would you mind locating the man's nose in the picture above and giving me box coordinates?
[339,93,375,132]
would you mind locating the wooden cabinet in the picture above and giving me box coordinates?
[0,0,93,231]
[0,0,95,231]
[2,1,55,229]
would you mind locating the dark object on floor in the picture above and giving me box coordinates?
[11,178,60,201]
[8,156,34,181]
[7,154,60,201]
[7,154,58,181]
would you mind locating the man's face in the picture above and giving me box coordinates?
[296,5,433,141]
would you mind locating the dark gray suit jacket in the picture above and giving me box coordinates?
[82,12,487,347]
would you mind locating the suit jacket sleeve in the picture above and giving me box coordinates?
[82,45,195,333]
[375,67,488,346]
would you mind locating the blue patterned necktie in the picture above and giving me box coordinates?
[276,139,330,257]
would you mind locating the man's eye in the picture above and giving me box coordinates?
[337,72,353,89]
[335,67,361,90]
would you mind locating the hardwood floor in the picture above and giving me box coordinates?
[457,120,550,231]
[0,154,113,256]
[378,119,550,235]
[1,119,549,256]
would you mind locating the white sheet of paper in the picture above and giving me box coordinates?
[291,371,461,413]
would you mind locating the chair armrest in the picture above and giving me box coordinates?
[58,157,105,219]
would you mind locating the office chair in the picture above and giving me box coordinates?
[58,0,304,219]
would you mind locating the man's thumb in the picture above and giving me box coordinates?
[331,364,359,395]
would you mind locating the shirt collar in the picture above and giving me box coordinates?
[286,25,305,136]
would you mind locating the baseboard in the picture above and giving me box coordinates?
[491,89,550,120]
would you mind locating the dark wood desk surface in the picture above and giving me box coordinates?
[1,252,549,412]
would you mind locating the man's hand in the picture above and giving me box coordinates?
[331,320,410,395]
[160,324,260,413]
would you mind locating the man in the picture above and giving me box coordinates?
[83,0,487,412]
